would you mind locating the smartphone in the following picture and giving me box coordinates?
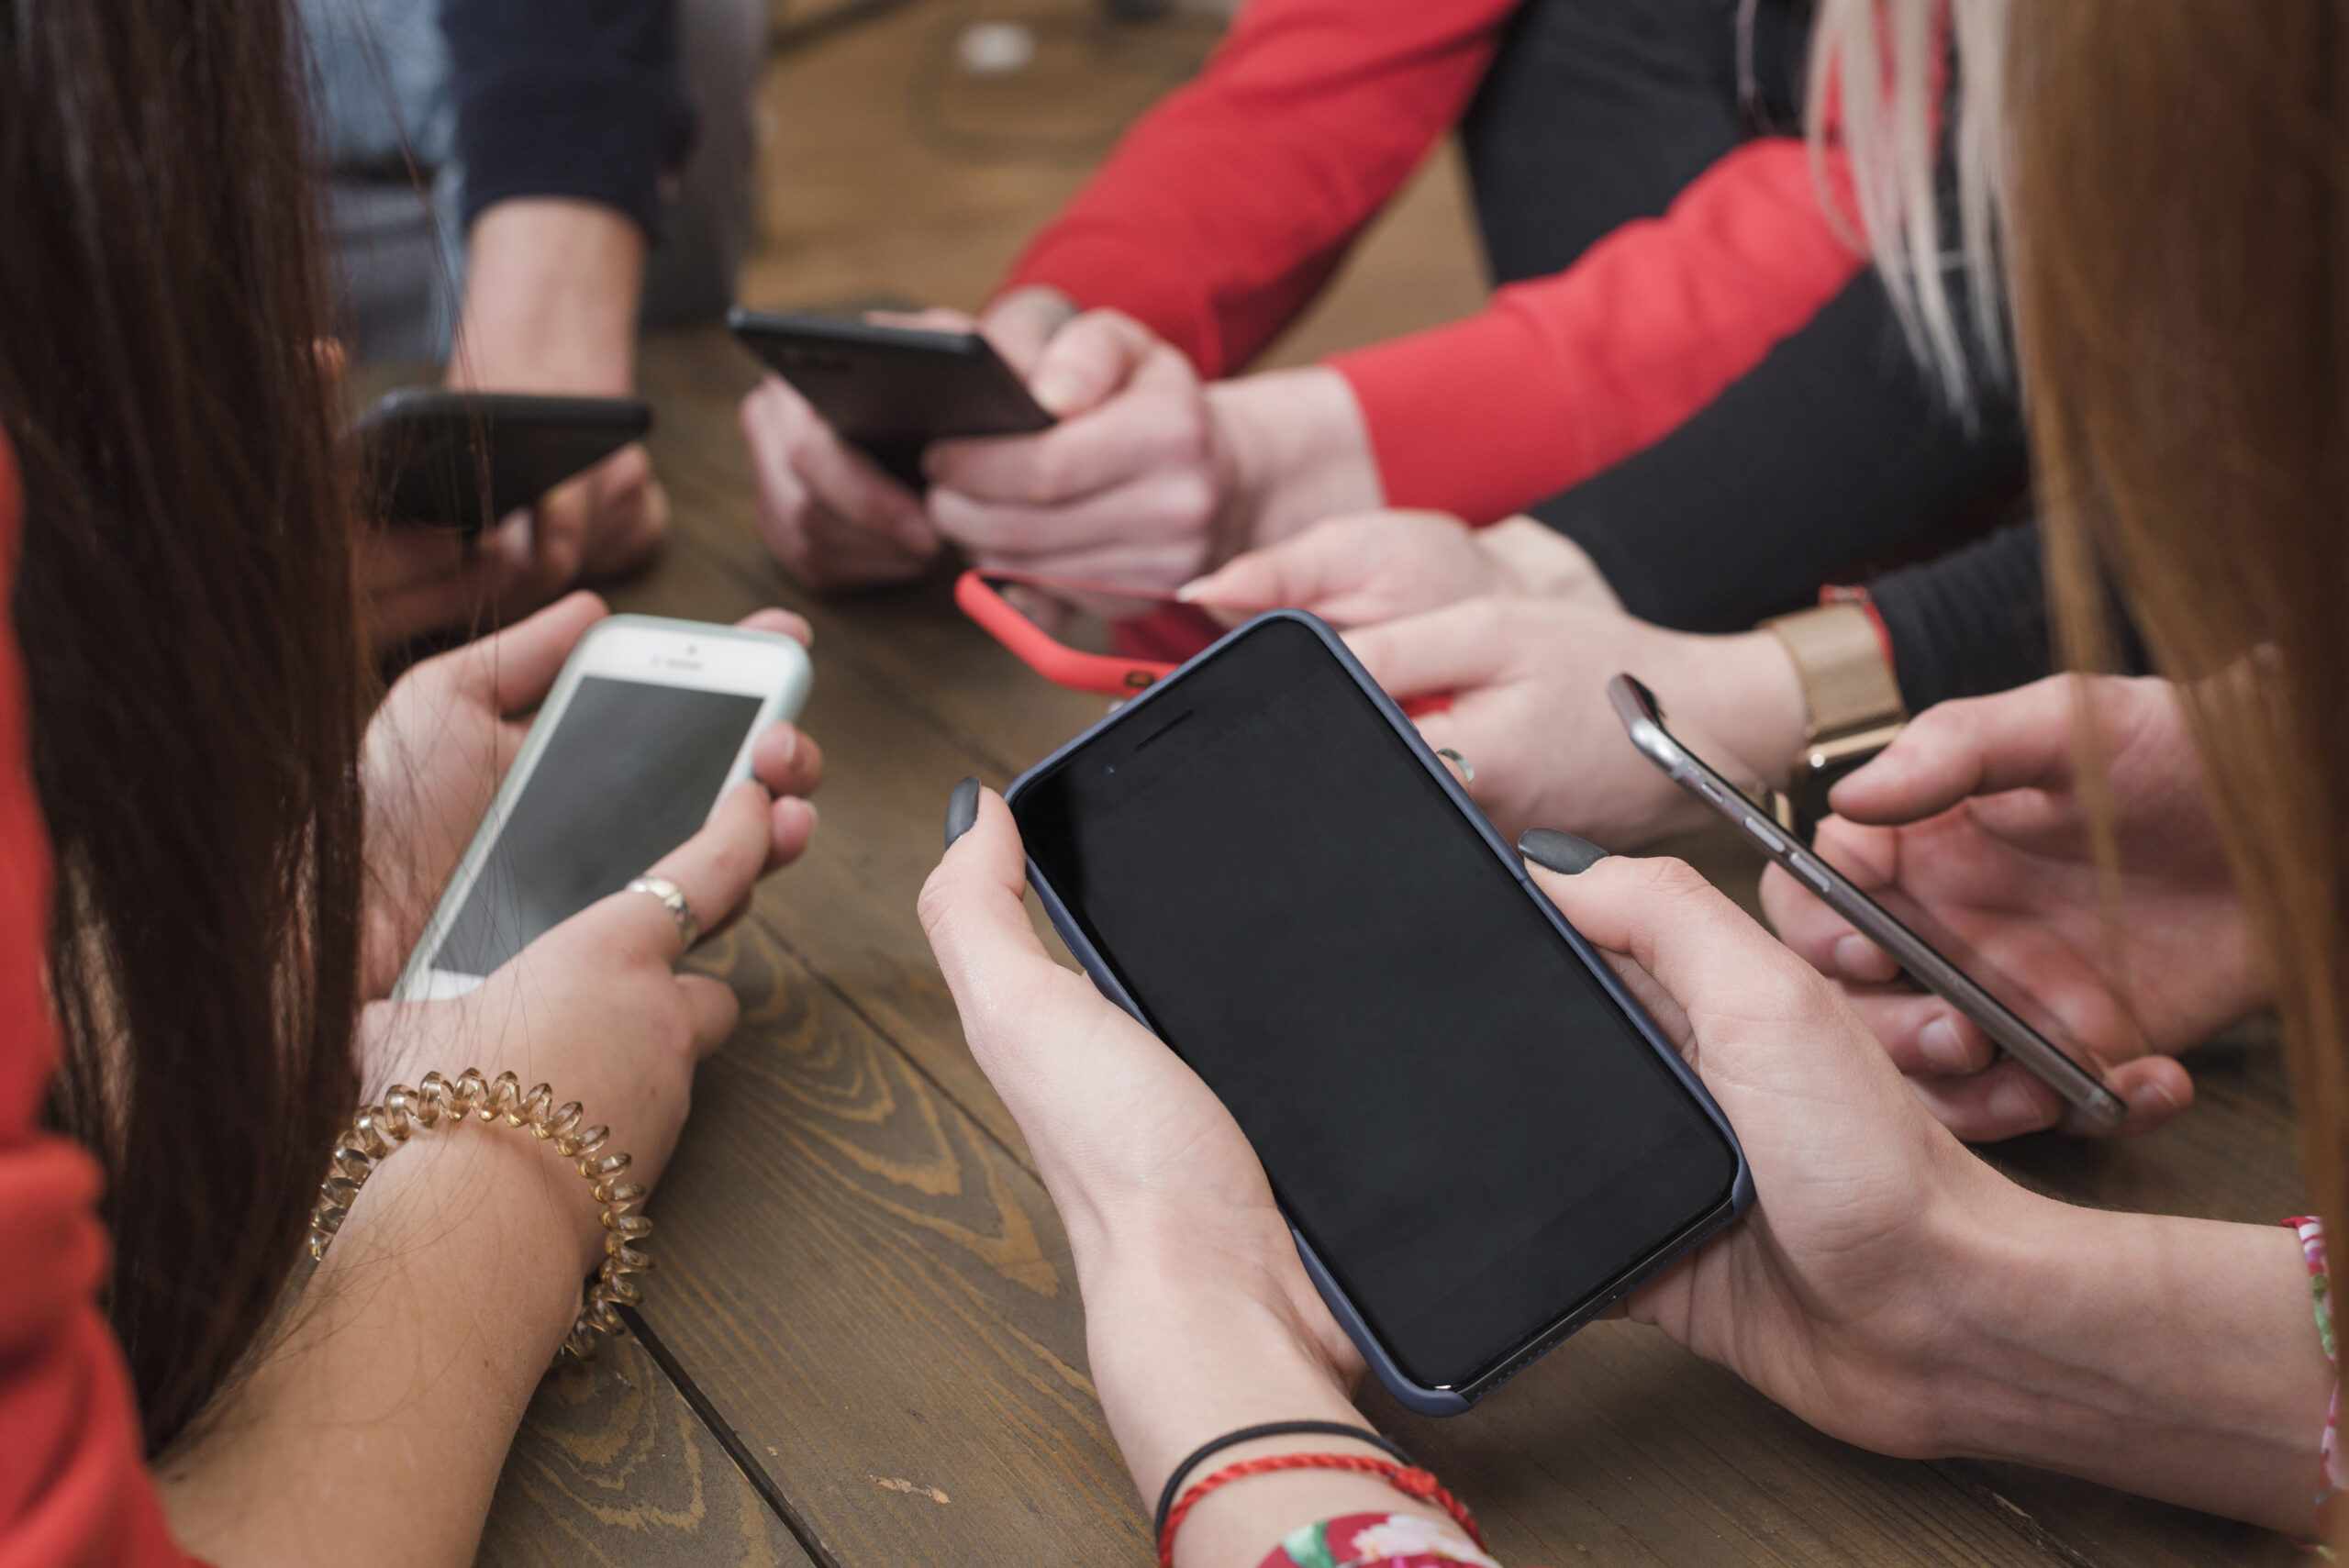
[1008,614,1752,1414]
[394,616,813,1002]
[955,568,1223,695]
[729,308,1055,489]
[353,389,652,534]
[1608,673,2129,1129]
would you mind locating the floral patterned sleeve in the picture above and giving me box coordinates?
[1258,1513,1510,1568]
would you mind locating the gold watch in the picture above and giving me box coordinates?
[1760,596,1906,841]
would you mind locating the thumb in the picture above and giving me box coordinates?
[1027,310,1155,417]
[1532,853,1827,1032]
[917,785,1063,1023]
[448,590,609,711]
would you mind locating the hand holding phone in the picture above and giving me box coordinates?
[352,389,652,534]
[1609,673,2134,1132]
[394,614,814,1000]
[1758,677,2228,1140]
[923,732,2054,1483]
[1003,615,1748,1411]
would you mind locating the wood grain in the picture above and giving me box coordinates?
[640,911,1152,1566]
[477,1336,816,1568]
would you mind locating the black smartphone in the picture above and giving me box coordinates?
[1008,613,1751,1414]
[729,307,1055,489]
[353,389,651,535]
[1608,673,2129,1129]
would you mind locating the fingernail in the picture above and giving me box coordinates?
[1173,576,1209,603]
[945,775,981,850]
[1031,373,1082,415]
[1832,934,1882,980]
[1988,1075,2045,1131]
[1919,1016,1971,1073]
[1518,828,1608,875]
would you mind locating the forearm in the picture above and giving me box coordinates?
[450,199,647,395]
[1208,368,1384,562]
[1083,1239,1452,1568]
[155,1131,587,1566]
[1934,1196,2330,1534]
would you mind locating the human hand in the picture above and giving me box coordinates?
[429,198,670,628]
[1760,675,2244,1140]
[1179,509,1520,627]
[924,308,1239,586]
[1534,853,2035,1459]
[359,772,813,1270]
[360,592,822,999]
[1342,597,1808,847]
[920,787,1429,1563]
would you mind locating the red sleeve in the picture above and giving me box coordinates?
[999,0,1519,379]
[1330,138,1868,524]
[0,438,204,1567]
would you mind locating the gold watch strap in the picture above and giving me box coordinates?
[1760,601,1907,742]
[1761,601,1908,840]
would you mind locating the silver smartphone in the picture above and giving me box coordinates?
[1609,673,2128,1129]
[394,615,813,1001]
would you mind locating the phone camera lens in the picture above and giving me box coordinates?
[1105,763,1117,775]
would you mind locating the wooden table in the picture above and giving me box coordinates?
[473,328,2308,1568]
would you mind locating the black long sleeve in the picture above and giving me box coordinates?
[440,0,695,239]
[1868,521,2054,713]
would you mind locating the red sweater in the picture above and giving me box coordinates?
[0,436,201,1566]
[1001,0,1866,526]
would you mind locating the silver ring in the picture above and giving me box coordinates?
[626,875,699,951]
[1436,747,1475,784]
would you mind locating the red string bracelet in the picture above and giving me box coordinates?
[1156,1451,1485,1568]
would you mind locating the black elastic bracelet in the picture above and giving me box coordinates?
[1152,1420,1413,1542]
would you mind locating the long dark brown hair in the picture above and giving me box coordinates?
[2006,0,2349,1270]
[0,0,368,1452]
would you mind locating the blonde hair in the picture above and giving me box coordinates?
[1807,0,2012,407]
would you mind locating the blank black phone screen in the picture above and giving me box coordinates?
[432,675,763,977]
[1014,618,1737,1392]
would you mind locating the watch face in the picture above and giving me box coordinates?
[1788,722,1906,840]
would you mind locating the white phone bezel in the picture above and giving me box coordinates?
[393,614,812,1001]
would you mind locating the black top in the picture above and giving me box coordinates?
[1870,521,2050,713]
[1869,519,2149,715]
[442,0,696,239]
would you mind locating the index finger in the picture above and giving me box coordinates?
[1341,600,1512,699]
[1829,678,2079,824]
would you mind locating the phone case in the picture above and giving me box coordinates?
[954,570,1179,695]
[1005,610,1753,1415]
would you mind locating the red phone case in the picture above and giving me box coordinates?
[957,568,1453,716]
[955,570,1185,695]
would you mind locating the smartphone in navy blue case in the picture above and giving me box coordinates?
[1005,612,1753,1415]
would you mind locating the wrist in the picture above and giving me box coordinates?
[1081,1249,1448,1568]
[1632,627,1809,798]
[450,198,645,395]
[1206,368,1383,563]
[1918,1190,2330,1531]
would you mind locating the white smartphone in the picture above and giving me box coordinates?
[394,615,814,1002]
[1608,673,2129,1130]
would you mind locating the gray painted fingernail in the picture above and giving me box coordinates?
[1518,828,1608,875]
[945,775,982,850]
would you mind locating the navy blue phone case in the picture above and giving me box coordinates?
[1004,610,1754,1415]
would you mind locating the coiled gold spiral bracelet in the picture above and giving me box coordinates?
[306,1068,651,1362]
